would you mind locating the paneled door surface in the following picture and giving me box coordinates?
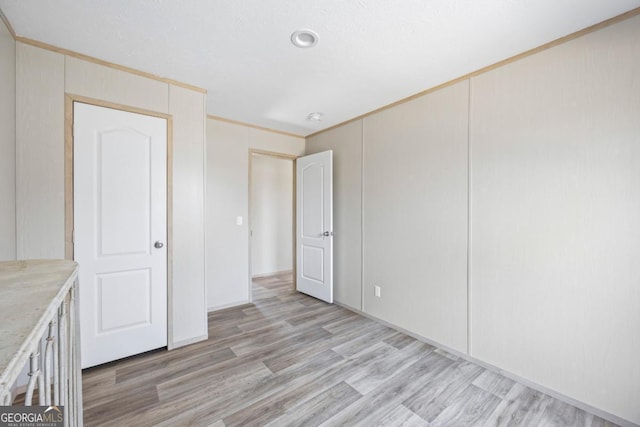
[74,102,167,368]
[296,150,333,303]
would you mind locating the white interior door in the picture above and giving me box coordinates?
[74,102,167,368]
[296,150,333,303]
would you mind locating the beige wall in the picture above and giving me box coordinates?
[206,119,304,311]
[309,84,469,352]
[16,44,65,259]
[251,154,293,276]
[167,85,207,345]
[364,80,470,353]
[307,15,640,425]
[15,42,207,348]
[206,120,250,309]
[5,8,639,424]
[0,18,15,261]
[306,121,363,310]
[469,15,640,424]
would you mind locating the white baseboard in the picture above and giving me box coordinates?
[334,301,638,427]
[207,299,251,313]
[252,269,293,279]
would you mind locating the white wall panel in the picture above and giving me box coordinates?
[65,56,169,113]
[15,43,207,349]
[16,42,65,259]
[206,120,250,309]
[470,15,640,425]
[0,20,15,260]
[168,84,207,345]
[306,121,363,310]
[206,118,304,310]
[363,81,469,353]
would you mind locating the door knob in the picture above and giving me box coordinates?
[323,231,332,237]
[154,241,164,249]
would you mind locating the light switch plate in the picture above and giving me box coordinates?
[236,216,243,226]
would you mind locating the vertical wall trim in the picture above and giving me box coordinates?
[63,95,73,260]
[165,84,178,350]
[360,119,365,312]
[245,127,252,303]
[292,154,297,291]
[166,117,174,350]
[165,84,174,349]
[247,150,253,302]
[201,93,208,329]
[466,78,473,356]
[13,41,17,259]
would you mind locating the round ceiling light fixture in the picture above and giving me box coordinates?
[291,29,319,48]
[307,112,323,122]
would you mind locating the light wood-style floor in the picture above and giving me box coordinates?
[83,273,618,426]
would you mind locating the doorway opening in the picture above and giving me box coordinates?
[248,150,297,301]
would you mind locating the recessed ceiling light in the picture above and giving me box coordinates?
[291,30,319,48]
[307,112,323,121]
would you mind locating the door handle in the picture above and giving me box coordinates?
[323,231,332,237]
[154,241,164,249]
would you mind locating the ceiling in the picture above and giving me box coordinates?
[1,1,639,136]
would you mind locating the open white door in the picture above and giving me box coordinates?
[74,102,168,368]
[296,150,333,303]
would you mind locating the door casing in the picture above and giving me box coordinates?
[64,94,175,349]
[248,149,298,300]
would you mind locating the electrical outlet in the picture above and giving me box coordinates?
[374,286,381,298]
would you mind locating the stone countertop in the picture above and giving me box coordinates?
[0,259,79,393]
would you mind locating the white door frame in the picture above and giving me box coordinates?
[248,149,298,300]
[64,94,175,349]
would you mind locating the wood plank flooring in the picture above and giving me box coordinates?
[83,273,618,426]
